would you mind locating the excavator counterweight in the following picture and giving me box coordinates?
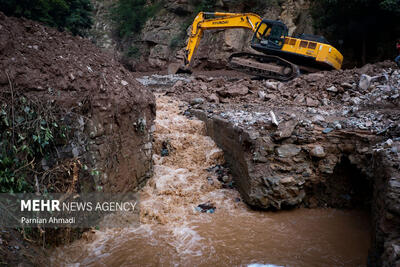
[172,12,343,80]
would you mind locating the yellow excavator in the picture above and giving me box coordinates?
[174,12,343,81]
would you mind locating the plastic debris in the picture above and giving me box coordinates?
[195,203,216,213]
[322,127,334,134]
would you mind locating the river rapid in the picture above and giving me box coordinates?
[50,94,370,267]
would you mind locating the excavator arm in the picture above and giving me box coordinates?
[183,12,262,66]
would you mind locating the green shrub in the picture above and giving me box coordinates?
[111,0,162,38]
[310,0,400,66]
[126,45,141,57]
[0,94,70,193]
[0,0,93,36]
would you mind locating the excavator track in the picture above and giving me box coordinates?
[228,52,300,81]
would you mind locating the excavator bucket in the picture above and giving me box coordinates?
[167,63,192,75]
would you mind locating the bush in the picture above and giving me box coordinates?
[311,0,400,66]
[0,91,70,193]
[126,45,141,57]
[111,0,162,38]
[0,0,93,36]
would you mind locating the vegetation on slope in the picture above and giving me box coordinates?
[311,0,400,66]
[0,0,93,36]
[111,0,162,38]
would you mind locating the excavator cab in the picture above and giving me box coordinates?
[251,20,288,52]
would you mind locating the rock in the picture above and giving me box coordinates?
[333,121,342,130]
[311,115,325,123]
[310,145,326,158]
[326,86,338,92]
[304,72,325,82]
[264,94,277,101]
[384,139,394,148]
[166,1,192,15]
[357,64,373,74]
[350,97,361,105]
[222,175,230,183]
[207,93,220,103]
[190,97,205,105]
[223,28,247,51]
[280,176,296,185]
[258,90,266,100]
[342,92,351,102]
[306,97,319,107]
[265,81,279,90]
[341,82,353,89]
[218,84,248,97]
[168,63,181,75]
[294,94,305,104]
[121,80,128,86]
[173,80,184,88]
[270,110,279,126]
[318,155,338,174]
[273,119,297,140]
[276,144,301,158]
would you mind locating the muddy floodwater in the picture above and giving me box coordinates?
[51,95,370,267]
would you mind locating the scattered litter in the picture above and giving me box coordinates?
[161,140,171,157]
[195,203,216,213]
[322,128,334,134]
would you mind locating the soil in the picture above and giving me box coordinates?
[0,12,155,266]
[0,11,156,192]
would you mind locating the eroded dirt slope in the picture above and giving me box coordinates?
[0,12,155,265]
[0,11,155,192]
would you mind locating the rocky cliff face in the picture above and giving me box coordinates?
[89,0,314,71]
[88,0,117,51]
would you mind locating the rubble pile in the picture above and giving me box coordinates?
[0,12,155,192]
[159,62,399,135]
[139,63,399,266]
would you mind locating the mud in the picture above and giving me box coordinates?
[0,11,155,192]
[0,12,155,265]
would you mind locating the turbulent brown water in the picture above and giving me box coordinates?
[51,95,370,267]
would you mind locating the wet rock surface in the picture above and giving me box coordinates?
[137,64,400,266]
[90,0,314,71]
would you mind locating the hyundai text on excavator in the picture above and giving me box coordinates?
[173,12,343,81]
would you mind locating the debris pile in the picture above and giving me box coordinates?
[137,64,399,266]
[0,11,155,194]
